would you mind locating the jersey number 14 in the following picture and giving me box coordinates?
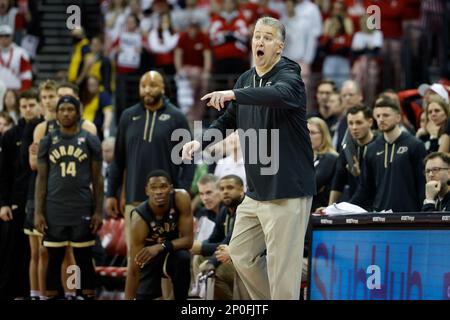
[60,161,77,177]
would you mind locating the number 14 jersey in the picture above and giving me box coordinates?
[38,128,102,225]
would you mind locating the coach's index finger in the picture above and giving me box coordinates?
[200,92,213,101]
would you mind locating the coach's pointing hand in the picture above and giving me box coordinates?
[201,90,235,111]
[182,140,201,160]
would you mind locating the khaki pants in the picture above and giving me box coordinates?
[233,272,251,300]
[229,196,312,300]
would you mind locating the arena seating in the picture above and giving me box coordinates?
[96,218,127,278]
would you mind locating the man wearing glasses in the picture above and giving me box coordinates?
[422,152,450,212]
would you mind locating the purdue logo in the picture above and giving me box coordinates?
[397,146,408,154]
[49,145,88,163]
[159,114,171,121]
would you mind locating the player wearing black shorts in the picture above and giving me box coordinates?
[35,95,103,299]
[126,170,193,300]
[29,82,98,299]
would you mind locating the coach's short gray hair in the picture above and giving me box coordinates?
[254,17,285,43]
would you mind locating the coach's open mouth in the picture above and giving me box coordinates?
[257,50,264,57]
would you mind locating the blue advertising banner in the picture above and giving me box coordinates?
[310,230,450,300]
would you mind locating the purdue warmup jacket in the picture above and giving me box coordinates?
[201,56,316,201]
[107,99,194,203]
[351,131,426,212]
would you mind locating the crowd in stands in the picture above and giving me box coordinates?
[1,0,449,125]
[0,0,450,300]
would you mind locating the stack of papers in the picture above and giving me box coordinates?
[324,202,368,215]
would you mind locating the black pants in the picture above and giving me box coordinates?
[0,206,30,299]
[137,250,191,300]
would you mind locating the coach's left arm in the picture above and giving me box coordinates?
[233,71,306,110]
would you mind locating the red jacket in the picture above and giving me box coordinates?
[365,0,405,39]
[320,33,352,57]
[404,0,421,20]
[209,12,249,61]
[398,89,423,129]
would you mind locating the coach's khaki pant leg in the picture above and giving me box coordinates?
[229,196,312,300]
[229,196,270,300]
[258,197,312,300]
[233,271,251,300]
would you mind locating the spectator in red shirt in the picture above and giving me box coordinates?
[0,25,31,92]
[111,13,143,122]
[174,19,212,121]
[209,0,249,90]
[320,1,353,89]
[148,12,179,105]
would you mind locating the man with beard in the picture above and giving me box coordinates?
[350,98,427,212]
[191,174,244,300]
[106,70,194,265]
[125,170,193,300]
[328,104,376,204]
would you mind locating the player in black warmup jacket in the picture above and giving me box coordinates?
[35,96,103,299]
